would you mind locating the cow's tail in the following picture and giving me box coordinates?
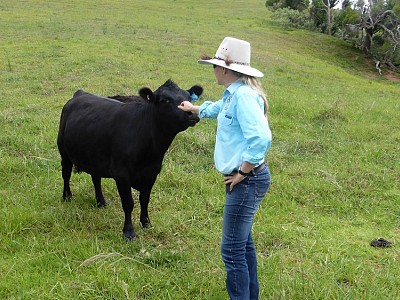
[57,109,68,163]
[58,91,87,173]
[57,99,75,171]
[57,91,79,148]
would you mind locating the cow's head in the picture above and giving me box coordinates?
[139,80,203,130]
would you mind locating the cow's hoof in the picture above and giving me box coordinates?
[123,230,137,242]
[97,202,106,208]
[124,234,137,242]
[63,190,72,200]
[141,222,152,229]
[62,194,72,202]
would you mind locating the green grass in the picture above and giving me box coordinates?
[1,0,399,299]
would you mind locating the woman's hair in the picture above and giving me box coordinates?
[239,75,268,115]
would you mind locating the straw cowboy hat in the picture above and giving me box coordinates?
[198,37,264,78]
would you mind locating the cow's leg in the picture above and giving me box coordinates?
[91,175,106,208]
[115,179,136,241]
[61,157,73,200]
[139,189,151,228]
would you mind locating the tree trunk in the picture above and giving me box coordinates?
[323,0,332,35]
[327,5,331,35]
[363,27,374,54]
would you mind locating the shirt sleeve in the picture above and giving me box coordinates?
[199,100,223,119]
[236,91,272,164]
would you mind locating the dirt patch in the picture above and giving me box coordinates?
[364,57,400,82]
[382,70,400,82]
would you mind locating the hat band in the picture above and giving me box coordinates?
[214,56,250,66]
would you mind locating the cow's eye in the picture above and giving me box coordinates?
[160,98,171,104]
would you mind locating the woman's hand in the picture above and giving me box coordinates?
[178,101,194,112]
[224,173,246,192]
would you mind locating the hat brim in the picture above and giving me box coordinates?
[198,59,264,78]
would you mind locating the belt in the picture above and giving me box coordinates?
[225,162,266,177]
[249,162,266,176]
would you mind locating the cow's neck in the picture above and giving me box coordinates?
[148,120,177,155]
[151,127,176,155]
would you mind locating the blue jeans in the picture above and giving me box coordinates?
[221,165,270,300]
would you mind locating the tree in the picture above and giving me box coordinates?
[358,0,400,68]
[323,0,339,34]
[310,0,327,31]
[335,4,362,41]
[310,0,339,34]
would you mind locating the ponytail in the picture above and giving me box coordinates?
[239,75,269,115]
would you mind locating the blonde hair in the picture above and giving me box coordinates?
[239,75,268,115]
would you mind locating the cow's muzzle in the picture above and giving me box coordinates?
[187,112,200,126]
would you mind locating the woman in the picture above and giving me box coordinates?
[179,37,272,300]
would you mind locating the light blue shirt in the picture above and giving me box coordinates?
[199,80,272,174]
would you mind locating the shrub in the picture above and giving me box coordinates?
[271,8,313,29]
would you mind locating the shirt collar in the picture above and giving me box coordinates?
[224,79,244,98]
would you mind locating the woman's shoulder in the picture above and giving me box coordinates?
[235,84,259,103]
[236,83,257,96]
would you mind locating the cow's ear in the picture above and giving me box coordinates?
[139,87,155,102]
[187,85,203,98]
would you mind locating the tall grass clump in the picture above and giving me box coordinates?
[0,0,399,299]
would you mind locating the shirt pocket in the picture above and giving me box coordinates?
[218,113,234,126]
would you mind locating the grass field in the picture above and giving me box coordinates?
[1,0,399,299]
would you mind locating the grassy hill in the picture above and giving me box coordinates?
[0,0,399,299]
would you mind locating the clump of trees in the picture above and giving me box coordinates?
[266,0,400,72]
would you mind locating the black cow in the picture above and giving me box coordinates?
[57,80,203,241]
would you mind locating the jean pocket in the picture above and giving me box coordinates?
[255,180,270,199]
